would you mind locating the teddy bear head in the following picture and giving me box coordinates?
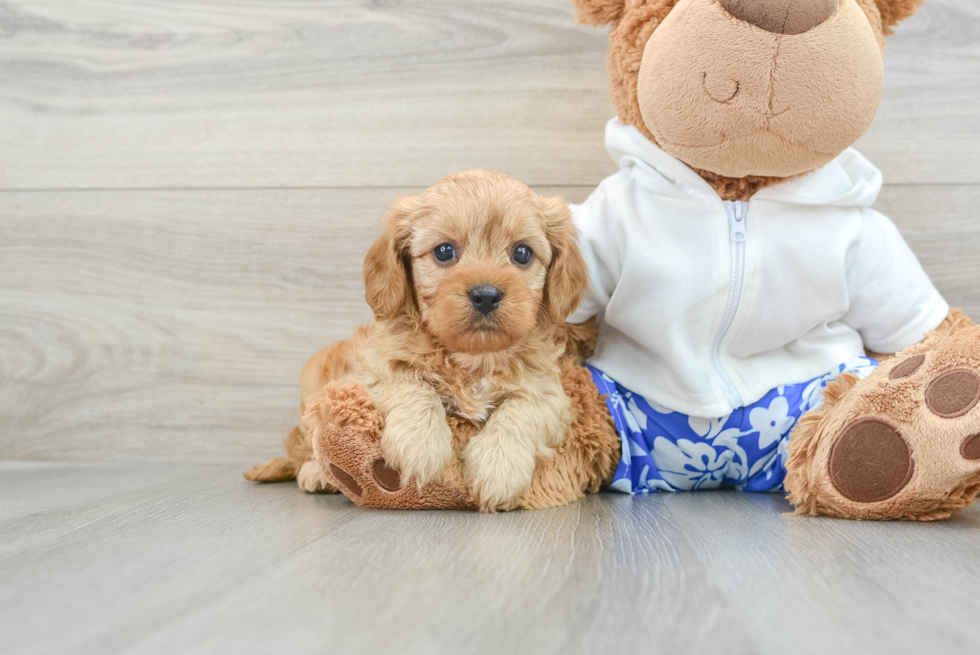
[572,0,924,195]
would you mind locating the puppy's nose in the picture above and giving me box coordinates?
[719,0,837,35]
[468,285,503,316]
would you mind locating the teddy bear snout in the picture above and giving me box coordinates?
[719,0,838,36]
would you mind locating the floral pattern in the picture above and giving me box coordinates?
[590,357,879,494]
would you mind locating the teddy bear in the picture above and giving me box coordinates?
[274,0,980,520]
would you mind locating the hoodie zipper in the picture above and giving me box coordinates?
[711,201,748,410]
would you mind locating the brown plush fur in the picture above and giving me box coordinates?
[570,0,920,200]
[247,169,592,511]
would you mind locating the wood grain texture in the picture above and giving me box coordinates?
[1,462,978,655]
[0,0,978,190]
[854,0,980,185]
[0,0,616,189]
[2,185,978,464]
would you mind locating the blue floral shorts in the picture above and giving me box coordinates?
[589,357,879,494]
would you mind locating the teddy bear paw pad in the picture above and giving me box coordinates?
[828,419,914,503]
[924,369,980,418]
[371,459,402,491]
[888,353,924,380]
[328,464,363,497]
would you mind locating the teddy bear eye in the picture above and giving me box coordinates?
[512,245,533,266]
[434,243,457,263]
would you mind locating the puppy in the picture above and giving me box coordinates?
[246,169,588,510]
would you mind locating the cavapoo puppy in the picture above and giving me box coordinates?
[246,169,588,510]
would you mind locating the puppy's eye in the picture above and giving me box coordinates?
[512,245,533,266]
[434,243,457,263]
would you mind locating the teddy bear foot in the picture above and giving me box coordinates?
[786,326,980,520]
[312,424,475,510]
[304,382,475,510]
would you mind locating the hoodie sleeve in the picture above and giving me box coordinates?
[567,183,624,324]
[842,209,949,354]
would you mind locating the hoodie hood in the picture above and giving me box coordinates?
[604,118,883,208]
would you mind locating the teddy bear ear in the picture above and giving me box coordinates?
[570,0,628,26]
[874,0,925,33]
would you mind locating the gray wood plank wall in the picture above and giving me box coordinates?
[2,0,979,465]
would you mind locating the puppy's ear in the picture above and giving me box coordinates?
[874,0,925,33]
[363,195,420,320]
[570,0,628,26]
[540,195,589,324]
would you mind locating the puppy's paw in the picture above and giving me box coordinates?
[296,460,340,494]
[462,428,536,512]
[380,410,454,486]
[533,386,573,451]
[541,406,571,452]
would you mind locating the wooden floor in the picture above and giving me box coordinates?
[3,461,980,655]
[3,1,980,653]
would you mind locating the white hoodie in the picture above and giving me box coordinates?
[569,119,949,418]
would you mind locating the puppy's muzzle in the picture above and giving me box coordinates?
[468,284,503,316]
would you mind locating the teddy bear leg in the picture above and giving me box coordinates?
[306,382,475,510]
[786,326,980,520]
